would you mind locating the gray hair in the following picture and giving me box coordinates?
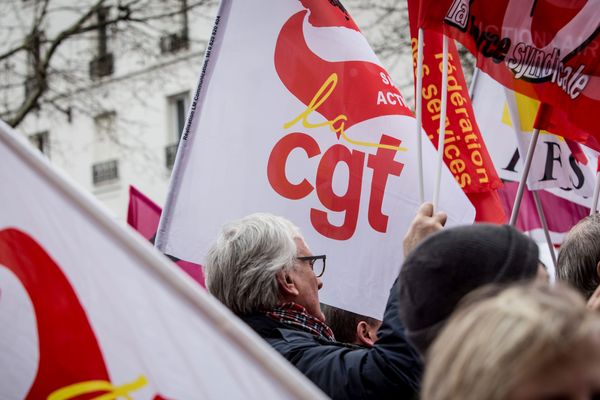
[556,213,600,299]
[205,213,302,314]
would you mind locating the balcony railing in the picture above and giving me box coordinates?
[92,159,119,185]
[89,53,114,79]
[159,33,189,54]
[165,143,178,169]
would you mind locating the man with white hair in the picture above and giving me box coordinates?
[205,210,440,399]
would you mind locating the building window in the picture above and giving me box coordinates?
[93,111,120,185]
[166,92,189,168]
[159,0,189,54]
[28,131,49,156]
[89,7,114,79]
[92,159,119,185]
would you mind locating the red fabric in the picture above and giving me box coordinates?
[533,103,600,153]
[414,0,600,146]
[408,0,505,223]
[467,191,508,224]
[127,186,205,288]
[0,228,110,399]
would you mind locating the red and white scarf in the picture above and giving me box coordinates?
[265,302,335,341]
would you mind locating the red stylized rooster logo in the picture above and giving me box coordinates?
[274,0,413,143]
[0,228,163,399]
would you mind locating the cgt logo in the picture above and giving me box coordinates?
[269,1,412,241]
[0,228,167,400]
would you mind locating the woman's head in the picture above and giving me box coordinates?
[422,283,600,400]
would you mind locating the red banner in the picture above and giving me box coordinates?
[408,0,505,223]
[415,0,600,145]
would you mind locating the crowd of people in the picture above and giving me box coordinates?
[203,204,600,399]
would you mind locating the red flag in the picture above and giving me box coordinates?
[414,0,600,146]
[408,0,505,223]
[127,186,205,287]
[533,102,600,155]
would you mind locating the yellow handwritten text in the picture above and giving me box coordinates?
[48,375,148,400]
[284,73,407,152]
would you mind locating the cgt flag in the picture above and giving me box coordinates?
[156,0,474,319]
[414,0,600,145]
[0,120,325,398]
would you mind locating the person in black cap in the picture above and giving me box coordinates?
[398,223,544,356]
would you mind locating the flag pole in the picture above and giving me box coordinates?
[432,35,449,211]
[532,191,557,269]
[591,167,600,215]
[468,67,479,99]
[509,127,539,226]
[505,89,540,226]
[415,27,425,204]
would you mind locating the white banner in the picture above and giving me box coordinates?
[0,120,325,399]
[472,71,596,208]
[157,0,474,319]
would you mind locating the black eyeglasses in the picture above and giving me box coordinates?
[296,255,326,278]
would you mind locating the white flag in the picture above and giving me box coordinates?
[157,0,474,319]
[472,71,595,208]
[0,120,325,399]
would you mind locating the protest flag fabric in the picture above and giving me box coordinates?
[471,71,596,205]
[413,0,600,144]
[497,180,589,246]
[127,185,205,287]
[156,0,475,319]
[127,185,162,241]
[533,103,600,153]
[408,0,505,223]
[0,120,326,399]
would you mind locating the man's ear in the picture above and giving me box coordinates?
[356,321,376,347]
[276,270,299,297]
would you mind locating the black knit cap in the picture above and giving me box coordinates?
[398,224,539,355]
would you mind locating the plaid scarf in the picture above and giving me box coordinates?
[265,302,336,342]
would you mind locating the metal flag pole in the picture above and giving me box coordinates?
[432,35,449,211]
[532,191,557,269]
[415,27,425,204]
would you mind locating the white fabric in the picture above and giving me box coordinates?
[157,0,474,319]
[0,118,325,398]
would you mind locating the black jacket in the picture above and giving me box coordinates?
[240,279,422,399]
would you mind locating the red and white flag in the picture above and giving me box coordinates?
[413,0,600,144]
[472,71,596,207]
[0,120,325,399]
[156,0,474,319]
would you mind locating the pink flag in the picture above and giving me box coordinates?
[497,181,589,245]
[127,186,205,287]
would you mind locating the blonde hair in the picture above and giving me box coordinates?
[422,283,600,400]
